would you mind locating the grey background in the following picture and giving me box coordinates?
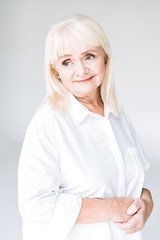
[0,0,159,239]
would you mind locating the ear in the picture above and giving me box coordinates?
[49,64,54,78]
[49,64,60,79]
[104,55,108,64]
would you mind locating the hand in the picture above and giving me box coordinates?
[108,197,133,222]
[114,189,153,234]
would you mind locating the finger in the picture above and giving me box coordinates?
[127,199,141,215]
[114,213,142,233]
[114,221,130,230]
[114,221,137,234]
[114,221,143,234]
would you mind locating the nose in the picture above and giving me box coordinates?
[75,60,88,77]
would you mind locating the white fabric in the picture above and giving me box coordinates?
[18,93,150,240]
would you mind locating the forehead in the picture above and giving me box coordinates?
[54,28,101,61]
[59,42,101,58]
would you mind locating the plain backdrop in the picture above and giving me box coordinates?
[0,0,159,239]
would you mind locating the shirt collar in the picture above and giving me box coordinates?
[68,93,111,124]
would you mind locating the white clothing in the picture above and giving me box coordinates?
[18,93,150,240]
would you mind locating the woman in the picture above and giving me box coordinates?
[18,14,153,240]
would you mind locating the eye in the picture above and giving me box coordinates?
[62,59,72,66]
[85,54,95,61]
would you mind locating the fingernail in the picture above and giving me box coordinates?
[127,206,136,215]
[127,209,132,215]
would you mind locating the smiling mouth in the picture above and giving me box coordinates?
[74,76,94,83]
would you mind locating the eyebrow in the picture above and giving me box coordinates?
[58,49,98,60]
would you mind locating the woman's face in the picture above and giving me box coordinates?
[55,42,106,99]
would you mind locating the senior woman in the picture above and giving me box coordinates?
[18,14,153,240]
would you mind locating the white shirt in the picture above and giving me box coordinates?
[18,93,150,240]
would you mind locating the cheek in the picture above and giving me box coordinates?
[93,61,106,76]
[59,70,71,81]
[59,71,74,87]
[59,67,74,78]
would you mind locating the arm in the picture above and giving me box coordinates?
[76,197,133,224]
[114,188,153,234]
[18,118,82,240]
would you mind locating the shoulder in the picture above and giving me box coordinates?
[111,105,129,123]
[25,102,61,138]
[116,106,132,125]
[111,106,137,137]
[119,107,135,131]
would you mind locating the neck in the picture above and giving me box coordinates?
[73,90,104,117]
[74,89,103,107]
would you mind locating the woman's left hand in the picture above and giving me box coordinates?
[114,188,153,234]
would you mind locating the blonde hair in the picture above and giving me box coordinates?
[40,14,120,116]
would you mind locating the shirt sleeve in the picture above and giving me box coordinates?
[18,113,82,240]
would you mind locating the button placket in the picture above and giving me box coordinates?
[101,119,126,196]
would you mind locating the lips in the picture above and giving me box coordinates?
[74,76,93,83]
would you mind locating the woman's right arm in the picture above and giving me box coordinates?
[18,116,83,240]
[76,197,133,224]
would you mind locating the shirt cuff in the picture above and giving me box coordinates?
[143,174,150,189]
[49,193,82,239]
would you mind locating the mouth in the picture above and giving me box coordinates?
[74,76,94,83]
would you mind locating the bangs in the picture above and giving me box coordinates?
[50,24,101,66]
